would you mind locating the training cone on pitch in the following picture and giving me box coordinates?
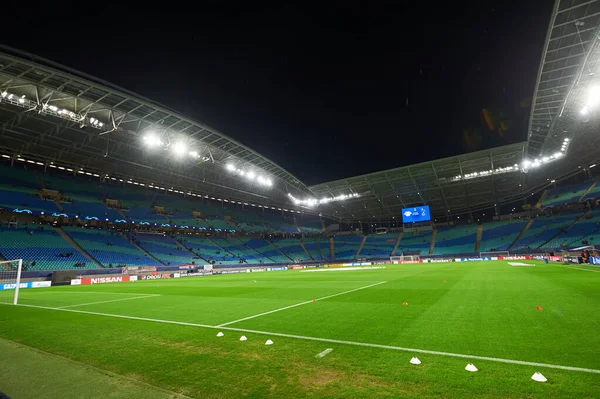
[409,357,421,365]
[239,336,247,341]
[312,298,316,302]
[442,280,446,283]
[536,306,543,311]
[265,339,274,345]
[403,301,408,306]
[216,332,224,337]
[531,372,547,382]
[465,363,478,372]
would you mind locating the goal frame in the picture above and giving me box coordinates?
[0,259,23,305]
[479,251,510,258]
[390,255,420,263]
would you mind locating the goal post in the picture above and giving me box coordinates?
[479,251,510,258]
[0,259,23,305]
[390,255,420,264]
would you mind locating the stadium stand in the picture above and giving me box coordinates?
[395,230,432,256]
[333,235,363,260]
[62,226,162,267]
[238,237,288,263]
[479,219,528,252]
[542,181,593,207]
[301,237,328,261]
[176,235,241,264]
[433,225,478,255]
[358,232,399,258]
[270,237,311,262]
[0,224,91,270]
[511,211,585,250]
[128,233,194,266]
[541,209,600,249]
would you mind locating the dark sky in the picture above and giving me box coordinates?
[5,1,552,185]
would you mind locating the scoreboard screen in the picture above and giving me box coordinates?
[401,206,431,223]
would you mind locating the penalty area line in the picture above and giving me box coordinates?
[56,294,161,309]
[216,281,387,327]
[4,302,600,375]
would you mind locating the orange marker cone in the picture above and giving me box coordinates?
[403,301,408,306]
[536,306,543,311]
[312,298,316,302]
[442,280,446,283]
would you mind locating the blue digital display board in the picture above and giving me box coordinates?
[401,206,431,223]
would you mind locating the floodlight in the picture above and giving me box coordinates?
[247,171,256,180]
[542,156,549,162]
[143,134,163,148]
[189,151,198,157]
[226,163,235,172]
[554,151,563,158]
[564,138,570,142]
[581,106,589,115]
[588,86,600,107]
[171,142,187,157]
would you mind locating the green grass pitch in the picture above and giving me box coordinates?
[1,260,599,398]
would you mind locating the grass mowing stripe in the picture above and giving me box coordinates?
[216,281,387,327]
[56,294,161,309]
[7,302,600,375]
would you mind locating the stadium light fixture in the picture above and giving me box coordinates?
[226,163,236,171]
[143,134,163,148]
[171,142,187,157]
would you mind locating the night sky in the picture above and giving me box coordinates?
[5,1,552,185]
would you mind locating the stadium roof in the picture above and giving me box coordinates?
[0,46,313,210]
[527,0,600,158]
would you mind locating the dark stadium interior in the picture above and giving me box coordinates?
[1,1,600,398]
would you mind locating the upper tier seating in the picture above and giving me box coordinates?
[479,219,527,252]
[358,232,399,258]
[296,214,323,233]
[209,237,264,263]
[63,227,162,267]
[333,235,363,260]
[542,181,592,207]
[0,224,91,270]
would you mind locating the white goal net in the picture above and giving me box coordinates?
[390,255,420,264]
[0,259,23,305]
[479,251,510,258]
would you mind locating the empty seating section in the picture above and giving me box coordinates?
[63,227,161,267]
[263,212,297,233]
[396,231,432,255]
[333,235,363,260]
[0,225,90,270]
[130,233,193,265]
[270,238,310,262]
[121,206,167,224]
[238,237,288,262]
[542,210,600,248]
[296,214,322,233]
[581,181,600,201]
[177,235,240,264]
[479,219,527,251]
[512,212,582,250]
[42,174,121,220]
[542,181,591,207]
[209,237,264,263]
[302,237,327,261]
[0,191,59,214]
[433,225,477,255]
[0,164,40,189]
[359,232,398,258]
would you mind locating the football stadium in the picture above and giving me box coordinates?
[1,2,600,398]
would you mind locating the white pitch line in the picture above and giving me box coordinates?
[4,302,600,375]
[554,265,600,273]
[22,291,160,295]
[316,348,333,358]
[56,294,161,309]
[216,281,387,327]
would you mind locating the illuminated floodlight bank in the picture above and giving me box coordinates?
[288,192,360,207]
[225,163,272,187]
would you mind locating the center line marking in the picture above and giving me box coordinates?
[216,281,387,327]
[316,348,333,358]
[56,294,161,309]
